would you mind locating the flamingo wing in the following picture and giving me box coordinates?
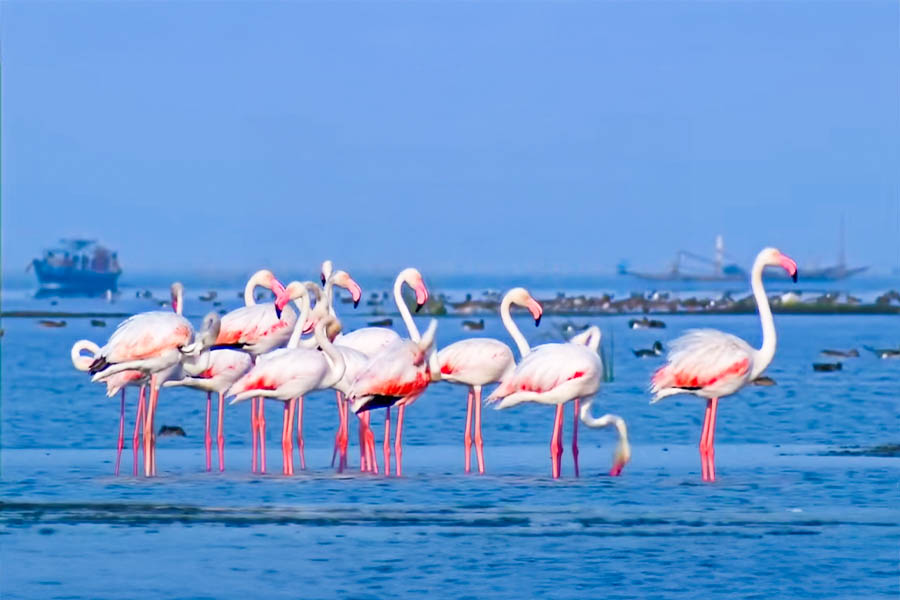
[217,303,296,349]
[336,327,401,357]
[651,329,754,400]
[489,343,600,402]
[349,339,432,411]
[227,348,328,401]
[102,312,193,364]
[437,338,514,384]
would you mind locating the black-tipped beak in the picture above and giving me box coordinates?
[275,306,283,319]
[320,275,326,285]
[791,272,798,283]
[535,315,542,327]
[415,303,424,313]
[353,298,360,309]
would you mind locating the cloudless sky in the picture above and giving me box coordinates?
[2,1,898,278]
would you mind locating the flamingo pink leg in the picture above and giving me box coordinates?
[473,386,485,474]
[331,393,341,468]
[706,397,719,482]
[296,397,306,470]
[205,392,212,472]
[699,399,712,481]
[572,398,580,478]
[115,389,125,476]
[282,401,294,476]
[217,392,225,472]
[143,377,158,477]
[394,406,405,477]
[383,408,392,476]
[358,411,368,471]
[257,398,267,474]
[550,404,564,479]
[251,398,259,473]
[364,412,378,474]
[463,389,474,473]
[289,399,298,474]
[133,385,146,476]
[340,396,349,471]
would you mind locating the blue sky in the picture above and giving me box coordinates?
[2,1,898,277]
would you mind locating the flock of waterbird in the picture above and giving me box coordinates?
[71,247,799,482]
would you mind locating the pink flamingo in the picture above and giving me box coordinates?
[163,349,252,472]
[650,247,797,482]
[436,287,543,474]
[70,282,185,476]
[487,328,631,479]
[215,269,290,474]
[337,267,431,474]
[89,311,222,477]
[226,314,345,475]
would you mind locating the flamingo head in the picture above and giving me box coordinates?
[508,287,543,327]
[320,259,333,286]
[401,268,428,312]
[762,247,798,283]
[334,270,362,308]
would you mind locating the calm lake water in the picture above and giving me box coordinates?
[1,281,898,599]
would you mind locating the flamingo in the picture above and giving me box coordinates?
[163,349,252,472]
[215,269,290,474]
[436,287,543,474]
[348,318,438,477]
[650,247,798,482]
[337,267,431,473]
[487,326,631,479]
[89,311,222,477]
[70,282,184,476]
[226,314,346,475]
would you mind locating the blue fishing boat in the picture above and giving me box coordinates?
[29,239,122,294]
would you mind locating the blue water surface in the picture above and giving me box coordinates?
[1,287,898,599]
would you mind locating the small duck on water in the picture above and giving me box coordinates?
[821,348,859,358]
[633,341,664,358]
[462,319,485,331]
[813,362,842,372]
[863,345,900,359]
[629,317,666,329]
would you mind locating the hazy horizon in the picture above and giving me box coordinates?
[2,1,898,278]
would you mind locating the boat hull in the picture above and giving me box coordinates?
[32,260,121,294]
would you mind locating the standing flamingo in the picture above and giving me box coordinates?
[338,267,431,474]
[226,315,346,475]
[436,287,543,474]
[487,327,631,479]
[71,282,185,476]
[650,247,798,482]
[90,312,222,476]
[215,269,290,474]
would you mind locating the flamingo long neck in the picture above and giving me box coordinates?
[286,287,313,349]
[71,340,101,371]
[173,286,184,316]
[500,293,531,358]
[323,276,338,317]
[243,272,269,306]
[315,320,346,389]
[394,274,421,342]
[750,254,777,378]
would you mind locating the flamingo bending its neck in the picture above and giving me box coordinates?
[436,287,543,474]
[650,247,797,482]
[487,326,631,479]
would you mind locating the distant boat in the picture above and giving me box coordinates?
[28,239,122,295]
[620,230,867,282]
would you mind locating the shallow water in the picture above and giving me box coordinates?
[2,303,898,598]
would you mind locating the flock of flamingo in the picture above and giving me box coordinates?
[71,247,798,482]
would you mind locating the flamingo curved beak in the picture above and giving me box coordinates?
[527,299,543,327]
[272,278,289,319]
[414,282,428,313]
[778,254,799,283]
[347,279,362,309]
[320,274,327,286]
